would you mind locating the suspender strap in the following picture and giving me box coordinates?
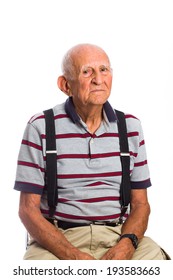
[115,110,131,222]
[44,109,57,217]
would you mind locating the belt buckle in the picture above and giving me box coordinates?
[91,220,122,227]
[92,221,106,225]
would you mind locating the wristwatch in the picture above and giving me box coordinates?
[119,233,138,249]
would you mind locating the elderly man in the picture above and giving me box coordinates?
[14,44,168,260]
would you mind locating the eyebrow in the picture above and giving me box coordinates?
[81,64,111,69]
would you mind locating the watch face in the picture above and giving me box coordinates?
[131,234,138,248]
[129,234,138,249]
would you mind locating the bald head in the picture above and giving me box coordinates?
[61,44,110,80]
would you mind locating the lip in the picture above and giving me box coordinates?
[90,89,105,93]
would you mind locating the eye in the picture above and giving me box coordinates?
[82,67,93,77]
[100,66,111,74]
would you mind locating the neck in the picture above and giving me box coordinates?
[75,104,103,134]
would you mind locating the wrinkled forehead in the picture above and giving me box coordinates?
[71,46,111,70]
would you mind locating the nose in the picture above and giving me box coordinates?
[91,71,103,85]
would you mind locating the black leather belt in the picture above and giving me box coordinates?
[47,219,121,230]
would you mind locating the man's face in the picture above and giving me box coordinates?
[68,48,112,108]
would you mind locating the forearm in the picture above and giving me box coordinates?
[121,201,150,240]
[101,193,150,260]
[19,192,95,260]
[21,209,79,259]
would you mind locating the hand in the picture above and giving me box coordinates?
[73,250,96,260]
[100,239,135,260]
[67,246,95,260]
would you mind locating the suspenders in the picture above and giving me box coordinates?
[44,109,58,217]
[44,108,131,221]
[115,110,131,224]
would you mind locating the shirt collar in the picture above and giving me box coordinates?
[65,97,117,123]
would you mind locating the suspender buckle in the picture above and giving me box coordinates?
[46,150,57,154]
[120,152,130,156]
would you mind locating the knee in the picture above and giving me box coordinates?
[132,236,165,260]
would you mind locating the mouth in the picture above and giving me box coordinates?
[90,89,105,93]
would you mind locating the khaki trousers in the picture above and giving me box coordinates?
[24,224,168,260]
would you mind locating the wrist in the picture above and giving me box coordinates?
[118,233,138,249]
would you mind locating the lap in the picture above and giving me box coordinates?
[24,225,168,260]
[24,239,59,260]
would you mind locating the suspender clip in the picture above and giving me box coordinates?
[120,152,130,156]
[46,150,57,154]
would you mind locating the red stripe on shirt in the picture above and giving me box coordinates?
[41,209,122,221]
[125,114,138,120]
[18,160,45,172]
[85,181,112,187]
[56,212,122,221]
[56,133,91,139]
[134,160,148,167]
[54,114,69,120]
[57,152,120,159]
[127,132,139,137]
[41,132,139,139]
[22,140,42,151]
[58,196,120,203]
[98,133,119,138]
[30,115,44,122]
[140,140,145,146]
[58,171,122,179]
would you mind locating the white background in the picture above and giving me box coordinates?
[0,0,173,262]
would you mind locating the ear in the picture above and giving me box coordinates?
[57,76,72,96]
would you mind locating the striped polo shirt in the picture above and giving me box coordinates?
[14,97,151,223]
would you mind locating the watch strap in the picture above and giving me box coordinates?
[119,233,138,249]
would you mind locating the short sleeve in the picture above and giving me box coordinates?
[14,119,45,194]
[129,119,152,189]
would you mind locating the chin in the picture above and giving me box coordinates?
[90,96,109,105]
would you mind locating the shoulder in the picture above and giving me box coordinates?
[28,102,66,125]
[124,113,139,121]
[115,109,142,131]
[124,113,142,133]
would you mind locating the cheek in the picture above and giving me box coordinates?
[72,79,89,91]
[78,81,90,94]
[106,77,112,88]
[71,81,90,101]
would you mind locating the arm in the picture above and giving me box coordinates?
[19,192,95,260]
[101,189,150,260]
